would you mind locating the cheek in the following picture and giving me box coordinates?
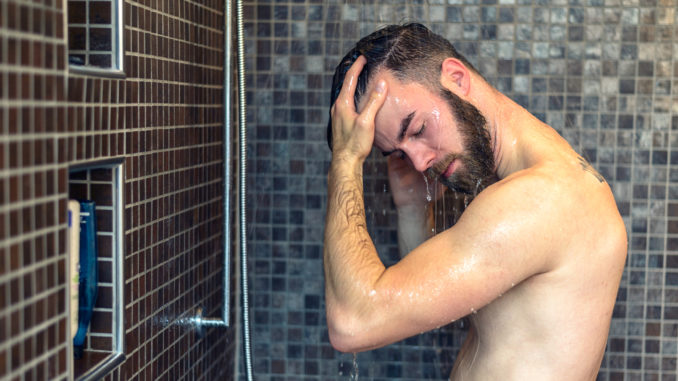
[423,121,448,152]
[430,120,463,153]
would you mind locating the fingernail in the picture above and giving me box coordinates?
[375,80,385,94]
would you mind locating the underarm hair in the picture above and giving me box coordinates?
[576,155,605,183]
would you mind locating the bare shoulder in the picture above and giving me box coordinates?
[457,155,627,269]
[481,154,622,224]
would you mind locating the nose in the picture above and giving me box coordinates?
[403,144,435,173]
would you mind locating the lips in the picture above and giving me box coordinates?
[442,159,457,179]
[427,155,458,181]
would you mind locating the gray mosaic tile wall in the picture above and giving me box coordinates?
[243,0,677,379]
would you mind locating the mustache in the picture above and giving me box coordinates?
[426,154,459,179]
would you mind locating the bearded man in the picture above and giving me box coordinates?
[323,23,627,380]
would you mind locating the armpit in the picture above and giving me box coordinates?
[576,156,605,183]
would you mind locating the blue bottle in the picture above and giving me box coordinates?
[73,201,98,359]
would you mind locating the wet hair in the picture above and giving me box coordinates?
[327,23,480,150]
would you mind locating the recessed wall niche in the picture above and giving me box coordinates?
[67,0,124,74]
[68,161,125,380]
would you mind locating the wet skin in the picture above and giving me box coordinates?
[366,71,495,196]
[324,56,627,380]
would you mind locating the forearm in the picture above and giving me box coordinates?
[396,203,434,256]
[323,158,386,345]
[324,158,385,298]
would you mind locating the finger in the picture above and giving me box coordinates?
[335,56,366,109]
[356,79,387,126]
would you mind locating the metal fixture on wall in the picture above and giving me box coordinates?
[181,0,254,379]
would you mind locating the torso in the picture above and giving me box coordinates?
[449,124,627,380]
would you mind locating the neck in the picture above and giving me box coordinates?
[469,83,516,180]
[490,93,554,180]
[468,75,572,182]
[456,73,542,181]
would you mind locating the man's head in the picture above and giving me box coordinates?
[327,23,496,196]
[327,23,479,150]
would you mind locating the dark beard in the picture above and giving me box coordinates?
[426,88,497,196]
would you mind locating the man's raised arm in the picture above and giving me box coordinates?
[323,56,389,351]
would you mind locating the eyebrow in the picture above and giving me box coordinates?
[382,111,415,157]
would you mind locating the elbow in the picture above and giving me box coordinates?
[326,310,362,353]
[328,328,357,353]
[326,305,374,353]
[324,274,391,352]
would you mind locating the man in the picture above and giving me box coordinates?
[323,23,627,380]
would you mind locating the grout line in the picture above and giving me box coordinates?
[122,227,222,285]
[0,193,62,214]
[125,25,224,53]
[5,342,70,380]
[0,222,63,249]
[0,288,68,351]
[125,52,223,71]
[126,0,224,33]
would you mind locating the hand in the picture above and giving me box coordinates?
[387,155,446,208]
[330,56,387,163]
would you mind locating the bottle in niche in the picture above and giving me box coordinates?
[73,201,99,359]
[67,201,80,342]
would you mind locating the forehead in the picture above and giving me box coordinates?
[357,71,439,147]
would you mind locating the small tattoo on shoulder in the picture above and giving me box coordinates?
[577,156,605,183]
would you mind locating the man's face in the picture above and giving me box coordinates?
[358,70,495,196]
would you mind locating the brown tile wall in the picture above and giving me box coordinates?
[1,0,236,379]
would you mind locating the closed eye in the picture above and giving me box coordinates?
[413,122,426,137]
[381,118,423,159]
[381,150,406,160]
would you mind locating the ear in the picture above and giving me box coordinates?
[440,58,471,96]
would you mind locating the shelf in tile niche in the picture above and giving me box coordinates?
[68,160,125,380]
